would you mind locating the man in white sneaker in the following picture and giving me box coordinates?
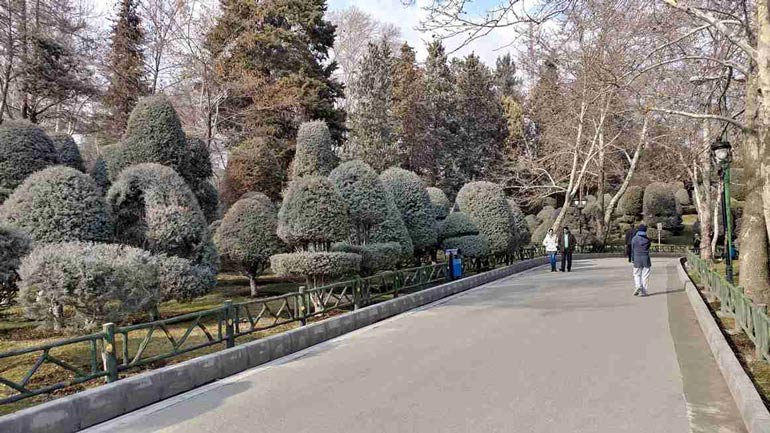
[631,224,652,297]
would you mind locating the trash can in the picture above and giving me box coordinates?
[445,249,462,279]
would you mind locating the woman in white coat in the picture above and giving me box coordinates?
[543,228,559,272]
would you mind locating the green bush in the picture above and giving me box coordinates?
[439,212,479,241]
[537,205,556,221]
[292,120,338,178]
[456,181,514,255]
[643,182,683,233]
[157,255,216,303]
[0,225,31,306]
[331,242,401,275]
[508,199,531,249]
[52,134,85,172]
[222,136,287,204]
[0,166,110,243]
[17,242,161,330]
[427,187,451,220]
[531,213,557,245]
[675,188,690,206]
[524,214,539,232]
[187,137,214,182]
[441,235,489,258]
[370,189,414,259]
[329,160,388,241]
[89,156,110,193]
[379,167,437,253]
[0,187,11,204]
[193,180,219,223]
[215,193,284,295]
[270,252,360,284]
[617,186,643,217]
[0,120,59,191]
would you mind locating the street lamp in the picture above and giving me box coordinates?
[573,197,587,234]
[712,140,734,283]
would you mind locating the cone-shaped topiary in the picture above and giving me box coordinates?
[427,187,451,220]
[277,176,351,250]
[0,166,110,243]
[379,167,437,253]
[0,225,31,306]
[617,185,643,218]
[292,120,338,178]
[222,136,287,204]
[456,181,515,255]
[0,120,59,191]
[329,160,389,243]
[52,134,85,172]
[643,182,683,233]
[215,193,285,296]
[370,189,414,260]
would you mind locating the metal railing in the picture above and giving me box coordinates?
[686,251,770,363]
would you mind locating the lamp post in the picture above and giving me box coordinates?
[573,197,587,234]
[712,140,734,283]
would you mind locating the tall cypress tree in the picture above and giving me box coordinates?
[346,39,397,172]
[392,42,427,174]
[104,0,147,138]
[207,0,345,146]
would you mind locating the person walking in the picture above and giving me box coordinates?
[631,224,652,297]
[542,228,559,272]
[559,227,576,272]
[625,225,637,263]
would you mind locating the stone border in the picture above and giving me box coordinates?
[677,257,770,433]
[1,256,560,433]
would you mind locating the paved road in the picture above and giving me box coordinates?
[86,258,746,433]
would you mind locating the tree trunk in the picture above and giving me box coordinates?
[711,181,722,258]
[51,302,63,331]
[693,120,713,260]
[248,274,258,297]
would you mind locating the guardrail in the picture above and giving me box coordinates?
[686,250,770,363]
[0,245,692,407]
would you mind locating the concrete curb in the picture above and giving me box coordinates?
[0,256,554,433]
[676,257,770,433]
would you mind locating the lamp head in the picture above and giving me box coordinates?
[711,140,733,166]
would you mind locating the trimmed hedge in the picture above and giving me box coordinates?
[441,235,489,258]
[157,255,217,303]
[643,182,683,233]
[331,242,401,275]
[0,166,111,243]
[456,181,514,255]
[270,252,361,282]
[674,188,691,206]
[292,120,339,178]
[524,214,539,232]
[617,186,643,217]
[277,176,351,250]
[328,160,388,241]
[508,199,531,249]
[89,156,110,193]
[193,180,219,223]
[536,205,556,221]
[187,137,214,182]
[52,134,85,172]
[439,212,479,241]
[379,167,437,253]
[0,120,59,191]
[370,189,414,259]
[427,187,451,220]
[0,225,31,306]
[222,136,287,204]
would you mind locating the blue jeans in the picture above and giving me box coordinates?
[548,252,557,270]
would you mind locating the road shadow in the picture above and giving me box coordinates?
[647,288,685,297]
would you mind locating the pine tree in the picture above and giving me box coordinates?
[104,0,148,138]
[493,53,520,100]
[206,0,345,146]
[422,40,458,190]
[392,42,427,173]
[346,39,397,172]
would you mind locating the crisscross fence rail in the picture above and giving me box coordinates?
[686,250,770,363]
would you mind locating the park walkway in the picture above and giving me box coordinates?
[85,258,746,432]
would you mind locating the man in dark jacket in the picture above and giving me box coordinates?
[624,225,637,263]
[559,227,577,272]
[631,224,652,297]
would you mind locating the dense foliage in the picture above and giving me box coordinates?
[379,167,437,253]
[617,186,644,219]
[293,121,339,178]
[331,242,401,275]
[52,134,85,172]
[643,182,683,233]
[222,136,287,204]
[0,225,31,306]
[0,120,59,191]
[329,160,389,242]
[370,189,415,259]
[456,181,514,255]
[427,187,451,220]
[270,252,360,284]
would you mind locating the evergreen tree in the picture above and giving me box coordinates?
[346,39,397,171]
[422,40,458,190]
[104,0,148,138]
[206,0,345,146]
[527,58,562,159]
[493,53,520,100]
[392,42,427,173]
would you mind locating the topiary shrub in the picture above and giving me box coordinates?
[329,160,389,243]
[157,254,217,303]
[193,180,219,223]
[531,213,557,245]
[292,120,339,178]
[187,137,214,182]
[0,187,11,204]
[0,166,111,243]
[0,120,59,191]
[222,136,287,204]
[456,181,515,255]
[0,225,31,306]
[52,134,85,172]
[89,156,110,193]
[524,214,539,232]
[370,189,414,260]
[379,167,437,254]
[441,234,489,258]
[508,199,531,249]
[427,187,451,220]
[270,252,360,286]
[643,182,683,233]
[675,188,690,206]
[331,242,401,275]
[106,163,218,285]
[439,212,478,241]
[617,186,643,217]
[17,242,160,330]
[215,193,285,296]
[537,205,556,221]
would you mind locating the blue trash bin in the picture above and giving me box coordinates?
[445,249,462,279]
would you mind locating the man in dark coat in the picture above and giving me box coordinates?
[559,226,577,272]
[624,225,637,263]
[631,224,652,297]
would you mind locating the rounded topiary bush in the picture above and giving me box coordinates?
[277,176,351,250]
[617,186,643,217]
[52,134,85,172]
[106,163,215,269]
[17,242,160,330]
[441,234,489,258]
[0,166,110,243]
[525,214,539,232]
[439,212,478,241]
[331,242,401,275]
[270,252,360,284]
[215,193,285,295]
[193,180,219,223]
[370,190,414,259]
[223,136,287,204]
[157,255,217,303]
[427,187,451,220]
[329,160,388,241]
[379,167,437,253]
[508,199,531,249]
[537,205,556,221]
[643,182,683,233]
[292,120,338,178]
[675,188,690,206]
[0,225,31,306]
[456,181,515,255]
[187,137,214,182]
[89,156,110,193]
[0,120,59,191]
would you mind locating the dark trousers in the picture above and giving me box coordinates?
[561,251,573,271]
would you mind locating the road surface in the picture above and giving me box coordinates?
[85,257,746,433]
